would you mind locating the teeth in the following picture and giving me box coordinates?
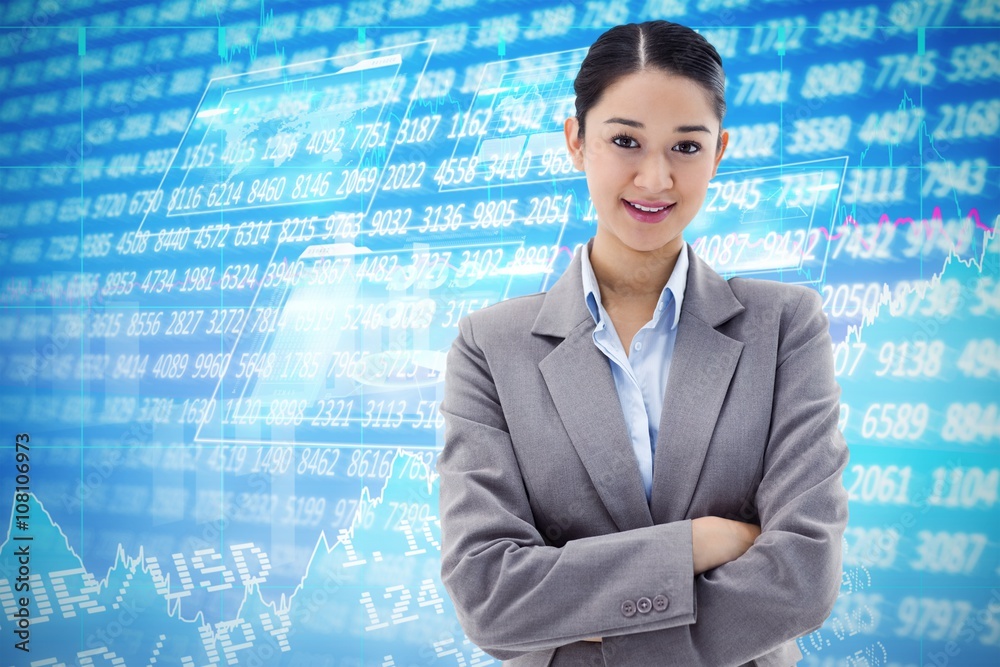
[628,201,666,212]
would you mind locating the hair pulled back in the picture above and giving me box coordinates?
[573,20,726,142]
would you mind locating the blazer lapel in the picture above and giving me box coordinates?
[531,241,746,532]
[649,246,745,524]
[533,242,654,532]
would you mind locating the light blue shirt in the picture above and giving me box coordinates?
[581,238,689,504]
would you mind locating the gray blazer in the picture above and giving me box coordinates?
[437,241,850,666]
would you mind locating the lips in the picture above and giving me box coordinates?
[622,198,675,223]
[624,199,674,212]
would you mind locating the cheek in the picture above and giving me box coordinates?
[679,163,717,197]
[586,164,622,195]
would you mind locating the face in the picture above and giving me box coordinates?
[564,69,728,260]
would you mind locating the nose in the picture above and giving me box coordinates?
[634,151,674,192]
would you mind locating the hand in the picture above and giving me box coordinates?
[691,516,761,575]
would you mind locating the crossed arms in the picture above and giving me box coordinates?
[437,288,850,664]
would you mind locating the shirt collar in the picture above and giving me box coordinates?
[581,237,689,331]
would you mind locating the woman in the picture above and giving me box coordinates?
[437,20,849,667]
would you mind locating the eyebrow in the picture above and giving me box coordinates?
[603,117,712,134]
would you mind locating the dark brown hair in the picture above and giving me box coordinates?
[573,20,727,145]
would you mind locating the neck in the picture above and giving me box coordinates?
[589,233,683,303]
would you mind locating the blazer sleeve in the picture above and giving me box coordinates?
[601,287,851,666]
[437,313,698,661]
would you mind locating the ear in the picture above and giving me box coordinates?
[563,116,585,171]
[711,129,728,178]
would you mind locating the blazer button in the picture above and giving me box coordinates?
[621,599,637,617]
[653,595,668,612]
[636,597,652,614]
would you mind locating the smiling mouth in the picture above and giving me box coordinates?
[624,199,674,212]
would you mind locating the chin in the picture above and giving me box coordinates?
[621,236,672,255]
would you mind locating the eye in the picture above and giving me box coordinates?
[611,133,638,149]
[673,141,701,155]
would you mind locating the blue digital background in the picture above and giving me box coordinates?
[0,0,998,665]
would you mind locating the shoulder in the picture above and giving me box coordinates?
[467,291,546,331]
[445,291,555,393]
[728,276,817,309]
[725,277,830,367]
[720,277,828,358]
[727,276,823,325]
[453,291,547,351]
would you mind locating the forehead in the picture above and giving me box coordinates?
[590,70,718,129]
